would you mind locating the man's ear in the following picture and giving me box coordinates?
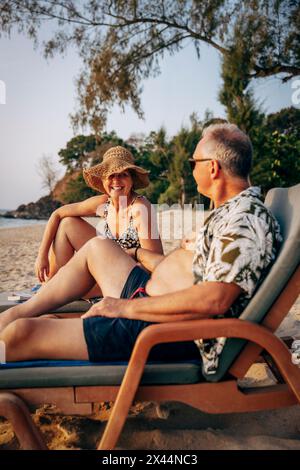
[210,160,221,180]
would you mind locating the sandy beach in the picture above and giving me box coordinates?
[0,220,300,450]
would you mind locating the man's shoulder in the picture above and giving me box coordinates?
[207,187,282,243]
[217,187,276,222]
[231,191,281,233]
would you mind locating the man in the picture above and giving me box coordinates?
[0,124,282,376]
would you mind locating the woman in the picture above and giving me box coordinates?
[34,146,163,299]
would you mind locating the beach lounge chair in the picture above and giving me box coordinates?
[0,184,300,450]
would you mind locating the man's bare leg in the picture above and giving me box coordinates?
[0,238,136,332]
[1,317,89,361]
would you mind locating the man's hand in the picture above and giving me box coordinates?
[81,297,130,320]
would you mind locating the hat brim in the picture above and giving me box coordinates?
[83,164,150,193]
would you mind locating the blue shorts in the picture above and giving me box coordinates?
[83,265,200,363]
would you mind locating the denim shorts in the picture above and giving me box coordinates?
[83,265,200,363]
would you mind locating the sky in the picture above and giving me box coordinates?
[0,27,295,210]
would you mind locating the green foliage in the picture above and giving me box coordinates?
[58,132,130,172]
[57,113,215,206]
[219,36,265,135]
[58,131,136,202]
[61,173,97,204]
[218,25,300,196]
[266,107,300,139]
[137,115,211,206]
[55,107,300,206]
[135,128,170,203]
[58,135,97,172]
[251,108,300,194]
[160,119,202,205]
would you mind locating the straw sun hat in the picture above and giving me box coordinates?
[83,146,150,194]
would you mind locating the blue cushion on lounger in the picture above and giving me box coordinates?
[0,359,203,388]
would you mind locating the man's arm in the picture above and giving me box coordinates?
[82,282,242,323]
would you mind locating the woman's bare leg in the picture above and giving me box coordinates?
[0,238,135,331]
[0,241,95,331]
[48,216,96,276]
[47,216,101,298]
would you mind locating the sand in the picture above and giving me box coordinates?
[0,220,300,450]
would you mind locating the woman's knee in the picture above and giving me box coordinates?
[58,216,79,234]
[84,237,117,269]
[86,236,114,253]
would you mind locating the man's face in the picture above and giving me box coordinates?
[191,138,213,197]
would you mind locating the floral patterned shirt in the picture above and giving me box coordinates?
[192,186,282,375]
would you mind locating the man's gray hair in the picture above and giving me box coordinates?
[202,123,253,179]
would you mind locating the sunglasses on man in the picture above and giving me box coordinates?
[188,158,222,171]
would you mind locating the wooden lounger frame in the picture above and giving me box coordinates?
[0,264,299,450]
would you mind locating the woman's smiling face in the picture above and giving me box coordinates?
[102,170,134,198]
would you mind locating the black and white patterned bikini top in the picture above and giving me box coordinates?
[103,195,143,250]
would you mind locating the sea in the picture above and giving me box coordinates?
[0,210,46,229]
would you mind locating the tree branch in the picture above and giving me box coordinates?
[103,9,229,54]
[251,64,300,81]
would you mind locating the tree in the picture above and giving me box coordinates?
[219,42,265,136]
[251,107,300,193]
[58,131,127,172]
[57,131,138,202]
[159,117,202,206]
[135,127,171,203]
[58,135,97,172]
[266,107,300,138]
[1,1,299,132]
[36,154,61,195]
[60,172,97,204]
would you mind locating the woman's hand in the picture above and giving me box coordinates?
[34,252,50,283]
[81,297,130,320]
[124,247,137,258]
[181,231,197,251]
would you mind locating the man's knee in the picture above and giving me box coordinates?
[2,318,34,348]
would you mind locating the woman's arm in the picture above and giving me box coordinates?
[38,194,108,257]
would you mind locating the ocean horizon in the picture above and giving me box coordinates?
[0,216,47,229]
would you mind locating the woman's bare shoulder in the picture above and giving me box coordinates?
[131,195,152,216]
[95,194,109,217]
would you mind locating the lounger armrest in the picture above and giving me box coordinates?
[130,318,300,397]
[99,317,300,450]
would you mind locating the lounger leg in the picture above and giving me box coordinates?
[98,354,145,450]
[97,386,135,450]
[0,392,47,450]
